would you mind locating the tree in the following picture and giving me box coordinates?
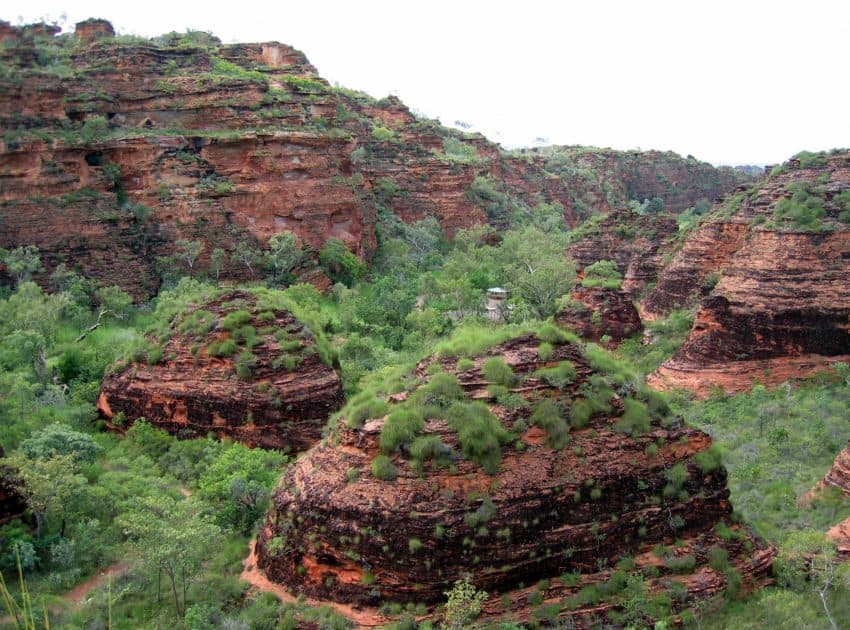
[20,424,102,463]
[319,238,365,286]
[2,452,88,538]
[776,529,843,630]
[118,495,220,617]
[443,577,487,629]
[231,240,263,278]
[94,285,132,318]
[2,246,42,284]
[176,239,204,272]
[196,443,286,534]
[266,232,306,285]
[499,227,575,319]
[209,247,226,281]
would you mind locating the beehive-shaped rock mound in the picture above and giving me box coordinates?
[256,329,774,624]
[97,289,343,451]
[645,151,850,394]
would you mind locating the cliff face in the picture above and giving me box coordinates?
[256,333,773,624]
[0,20,755,297]
[566,210,680,297]
[555,286,642,346]
[647,153,850,394]
[97,289,343,451]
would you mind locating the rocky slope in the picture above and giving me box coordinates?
[0,19,754,298]
[256,330,773,625]
[805,441,850,557]
[646,152,850,394]
[555,286,642,346]
[97,289,343,451]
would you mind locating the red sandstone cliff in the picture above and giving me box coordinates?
[97,289,343,451]
[256,333,773,625]
[646,152,850,394]
[0,19,755,298]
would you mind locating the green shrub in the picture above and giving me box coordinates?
[409,435,452,464]
[529,399,569,448]
[207,338,239,357]
[380,410,425,453]
[147,345,164,365]
[235,351,257,378]
[584,344,634,385]
[221,310,253,331]
[178,309,217,336]
[570,399,592,428]
[345,394,390,428]
[482,357,515,386]
[534,361,577,389]
[372,126,396,141]
[408,537,423,553]
[371,455,398,481]
[537,322,576,344]
[708,546,730,571]
[665,553,696,574]
[414,372,465,408]
[694,445,723,473]
[447,401,511,473]
[456,358,475,371]
[272,353,302,371]
[614,398,652,436]
[581,259,622,289]
[537,342,554,361]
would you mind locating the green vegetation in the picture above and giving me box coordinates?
[581,259,623,289]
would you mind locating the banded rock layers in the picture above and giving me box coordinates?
[256,332,773,625]
[97,289,343,451]
[646,152,850,394]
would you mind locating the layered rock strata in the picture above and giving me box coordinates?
[647,152,850,394]
[257,333,773,624]
[97,290,343,451]
[566,210,679,297]
[555,286,642,346]
[0,19,754,297]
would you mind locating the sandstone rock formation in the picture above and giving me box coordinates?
[646,152,850,394]
[555,286,642,346]
[256,332,773,625]
[566,210,680,297]
[97,289,343,451]
[0,19,755,298]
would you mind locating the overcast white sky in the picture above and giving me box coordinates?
[5,1,850,165]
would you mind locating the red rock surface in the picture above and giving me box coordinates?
[566,210,680,297]
[256,333,774,624]
[555,286,643,346]
[97,290,343,451]
[0,20,755,297]
[647,153,850,394]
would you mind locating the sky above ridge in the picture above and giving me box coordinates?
[5,0,850,166]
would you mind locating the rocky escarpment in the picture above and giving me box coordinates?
[0,20,755,297]
[97,289,343,451]
[555,286,642,346]
[256,331,773,625]
[566,210,680,297]
[647,152,850,394]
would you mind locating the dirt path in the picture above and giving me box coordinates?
[63,561,129,604]
[240,540,389,628]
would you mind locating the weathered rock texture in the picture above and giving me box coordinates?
[555,285,642,346]
[0,20,755,298]
[256,333,773,625]
[97,289,343,451]
[647,152,850,394]
[566,210,680,297]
